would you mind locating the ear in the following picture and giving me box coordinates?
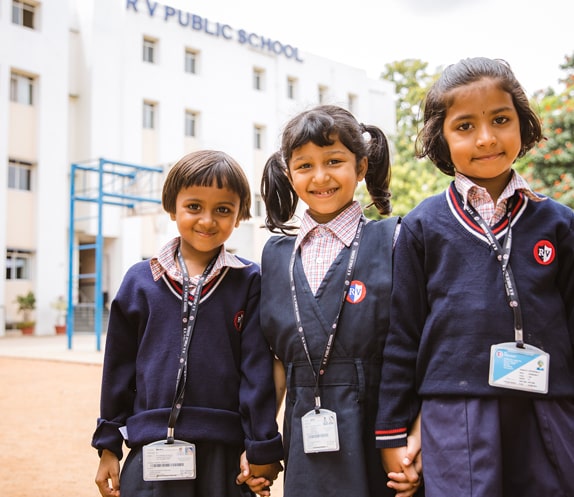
[169,211,176,221]
[235,217,241,228]
[357,157,368,182]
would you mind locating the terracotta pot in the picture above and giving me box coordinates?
[55,325,66,335]
[20,326,35,335]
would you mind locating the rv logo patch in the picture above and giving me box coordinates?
[346,281,366,304]
[533,240,555,265]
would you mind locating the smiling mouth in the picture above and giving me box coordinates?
[311,187,338,196]
[474,152,503,161]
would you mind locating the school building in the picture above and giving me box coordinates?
[0,0,396,338]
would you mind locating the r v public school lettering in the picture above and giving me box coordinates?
[126,0,304,62]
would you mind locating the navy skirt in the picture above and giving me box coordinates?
[421,397,574,497]
[120,441,254,497]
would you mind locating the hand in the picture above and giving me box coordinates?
[236,451,283,496]
[95,449,121,497]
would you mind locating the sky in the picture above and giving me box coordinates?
[166,0,573,95]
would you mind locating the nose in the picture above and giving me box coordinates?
[313,165,330,184]
[198,212,216,226]
[476,125,496,147]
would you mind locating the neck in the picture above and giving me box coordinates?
[178,246,220,277]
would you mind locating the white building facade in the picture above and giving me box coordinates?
[0,0,396,337]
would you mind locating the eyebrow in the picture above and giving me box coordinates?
[450,105,516,122]
[291,149,348,162]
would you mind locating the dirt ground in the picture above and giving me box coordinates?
[0,355,284,497]
[0,356,103,497]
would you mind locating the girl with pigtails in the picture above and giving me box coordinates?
[239,105,423,497]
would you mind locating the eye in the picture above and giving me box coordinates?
[456,122,472,131]
[327,158,342,166]
[493,116,509,125]
[187,203,201,211]
[216,206,232,214]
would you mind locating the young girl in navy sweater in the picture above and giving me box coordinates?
[239,105,422,497]
[376,57,574,497]
[92,150,283,497]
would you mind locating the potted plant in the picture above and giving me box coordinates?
[15,290,36,335]
[51,296,67,335]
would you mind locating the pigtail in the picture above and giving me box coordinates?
[260,151,299,234]
[362,125,392,216]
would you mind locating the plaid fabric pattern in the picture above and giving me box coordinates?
[455,171,542,226]
[295,202,363,294]
[149,236,248,285]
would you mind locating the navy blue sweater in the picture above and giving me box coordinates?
[91,258,283,464]
[376,184,574,448]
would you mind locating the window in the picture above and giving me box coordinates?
[318,85,328,104]
[143,101,156,129]
[254,125,264,150]
[185,49,198,74]
[348,93,357,114]
[185,110,198,137]
[12,0,35,29]
[253,68,264,91]
[6,250,32,280]
[287,77,297,100]
[10,72,35,105]
[8,158,32,191]
[143,37,156,63]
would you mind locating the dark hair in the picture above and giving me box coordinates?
[261,104,392,234]
[416,57,543,176]
[162,150,251,220]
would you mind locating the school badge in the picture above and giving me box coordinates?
[533,240,555,265]
[346,280,366,304]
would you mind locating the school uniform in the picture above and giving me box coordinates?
[261,202,399,497]
[376,176,574,497]
[92,238,283,497]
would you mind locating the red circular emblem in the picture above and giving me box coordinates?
[533,240,555,265]
[234,311,245,332]
[346,281,366,304]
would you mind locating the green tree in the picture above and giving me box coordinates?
[517,53,574,208]
[358,59,449,219]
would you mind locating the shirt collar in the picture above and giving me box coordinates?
[150,236,248,282]
[454,170,541,208]
[295,201,364,250]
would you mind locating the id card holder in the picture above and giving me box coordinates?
[489,342,549,394]
[301,408,340,453]
[142,440,196,481]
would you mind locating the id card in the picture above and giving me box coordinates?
[489,342,549,394]
[301,408,340,453]
[142,440,196,481]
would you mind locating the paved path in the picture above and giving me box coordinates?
[0,331,105,364]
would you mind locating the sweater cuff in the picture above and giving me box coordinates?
[91,418,125,461]
[375,427,408,449]
[245,433,284,465]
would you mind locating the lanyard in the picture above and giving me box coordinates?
[464,196,525,348]
[289,218,365,413]
[166,248,218,444]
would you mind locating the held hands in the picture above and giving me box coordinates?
[381,413,423,497]
[236,451,283,496]
[95,449,121,497]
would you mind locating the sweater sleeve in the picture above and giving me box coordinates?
[238,270,284,465]
[375,220,425,448]
[91,268,140,460]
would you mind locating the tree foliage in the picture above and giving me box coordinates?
[358,59,450,219]
[516,52,574,208]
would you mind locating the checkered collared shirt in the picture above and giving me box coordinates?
[150,236,248,286]
[455,170,543,226]
[295,201,363,295]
